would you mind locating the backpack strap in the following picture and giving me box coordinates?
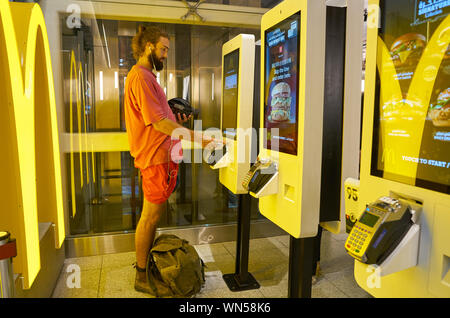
[146,253,161,297]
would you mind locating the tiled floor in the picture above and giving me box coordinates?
[52,230,372,298]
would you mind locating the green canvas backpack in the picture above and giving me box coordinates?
[146,234,206,298]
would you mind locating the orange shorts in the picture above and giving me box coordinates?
[140,161,179,204]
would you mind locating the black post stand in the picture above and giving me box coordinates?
[223,193,260,291]
[288,235,316,298]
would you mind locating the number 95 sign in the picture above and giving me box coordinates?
[344,178,360,233]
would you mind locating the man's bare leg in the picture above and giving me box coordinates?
[135,198,166,289]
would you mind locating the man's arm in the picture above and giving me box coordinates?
[152,118,219,148]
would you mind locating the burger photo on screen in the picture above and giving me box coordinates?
[268,82,292,123]
[389,33,426,67]
[428,88,450,127]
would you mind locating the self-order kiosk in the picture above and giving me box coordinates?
[347,0,450,297]
[206,34,256,195]
[243,0,327,239]
[205,34,261,292]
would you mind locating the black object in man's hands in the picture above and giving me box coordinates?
[168,98,200,118]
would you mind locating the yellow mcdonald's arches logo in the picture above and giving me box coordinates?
[0,0,65,289]
[376,14,450,180]
[69,50,97,218]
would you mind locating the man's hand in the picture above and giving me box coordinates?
[176,113,192,124]
[201,135,225,149]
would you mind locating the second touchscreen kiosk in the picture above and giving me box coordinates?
[347,0,450,297]
[207,34,256,195]
[243,0,326,238]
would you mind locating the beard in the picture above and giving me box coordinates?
[148,51,164,71]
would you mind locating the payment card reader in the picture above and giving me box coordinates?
[205,144,228,169]
[345,196,414,265]
[242,158,278,198]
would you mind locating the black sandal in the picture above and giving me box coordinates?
[133,262,146,272]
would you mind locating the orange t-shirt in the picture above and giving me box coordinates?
[124,65,181,169]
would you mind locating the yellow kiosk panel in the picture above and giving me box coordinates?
[257,0,326,238]
[356,0,449,297]
[370,1,450,192]
[218,34,256,195]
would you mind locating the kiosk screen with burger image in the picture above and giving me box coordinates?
[264,12,300,156]
[222,49,240,140]
[372,0,449,193]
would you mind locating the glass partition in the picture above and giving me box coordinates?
[61,17,263,236]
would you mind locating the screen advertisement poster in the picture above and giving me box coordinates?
[264,12,300,156]
[222,49,240,140]
[372,0,449,193]
[414,0,449,25]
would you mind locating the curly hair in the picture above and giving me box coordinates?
[131,25,169,60]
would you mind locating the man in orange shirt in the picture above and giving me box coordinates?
[124,25,217,293]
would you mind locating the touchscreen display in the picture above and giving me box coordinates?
[359,212,380,228]
[264,12,300,155]
[222,49,240,139]
[371,0,449,193]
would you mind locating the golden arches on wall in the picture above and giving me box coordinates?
[375,14,450,179]
[0,0,65,289]
[68,50,97,218]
